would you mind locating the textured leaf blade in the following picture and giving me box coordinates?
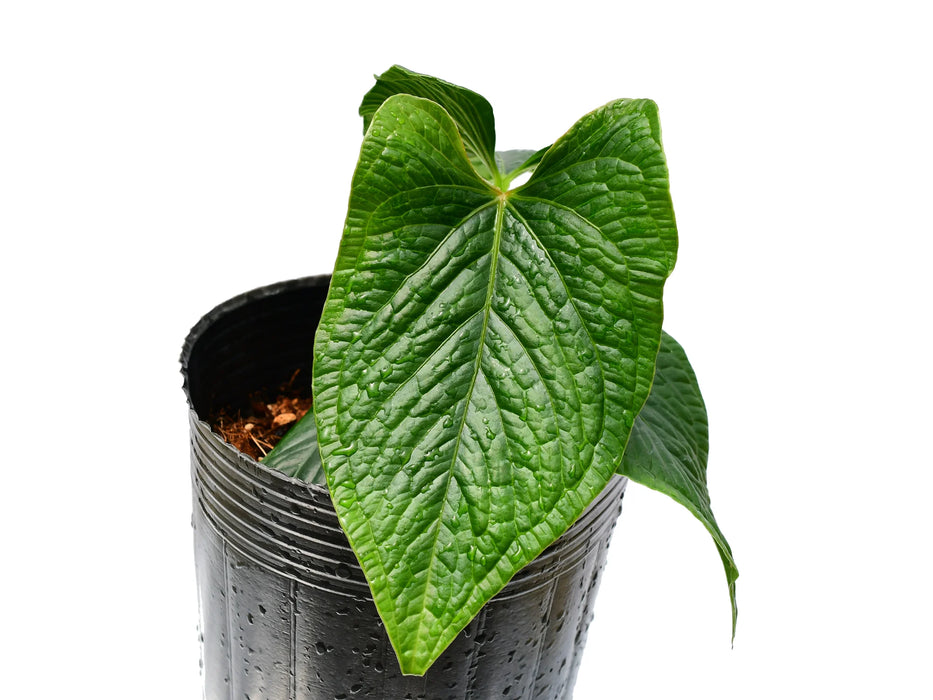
[314,93,677,674]
[518,99,677,272]
[359,65,498,180]
[622,332,739,636]
[262,409,324,484]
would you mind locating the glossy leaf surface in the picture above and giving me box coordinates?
[312,90,677,674]
[359,65,498,183]
[623,332,739,636]
[262,410,324,484]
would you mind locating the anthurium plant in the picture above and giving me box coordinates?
[264,66,738,676]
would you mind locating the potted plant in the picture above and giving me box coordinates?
[182,66,737,699]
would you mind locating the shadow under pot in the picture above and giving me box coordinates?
[181,275,627,700]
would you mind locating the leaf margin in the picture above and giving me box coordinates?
[313,90,680,674]
[621,331,739,638]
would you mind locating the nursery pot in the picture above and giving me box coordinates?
[181,276,627,700]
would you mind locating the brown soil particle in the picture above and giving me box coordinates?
[210,369,311,461]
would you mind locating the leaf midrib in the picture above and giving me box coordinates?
[410,196,507,655]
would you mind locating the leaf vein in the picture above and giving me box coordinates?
[412,198,506,648]
[505,201,609,444]
[375,309,483,430]
[488,307,568,491]
[349,193,496,339]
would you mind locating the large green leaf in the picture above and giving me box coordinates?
[623,332,739,637]
[312,91,677,674]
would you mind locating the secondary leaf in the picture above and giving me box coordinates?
[262,409,324,484]
[359,65,498,183]
[623,332,739,637]
[495,147,549,181]
[313,92,677,674]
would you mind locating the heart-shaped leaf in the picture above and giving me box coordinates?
[623,332,739,636]
[312,90,677,674]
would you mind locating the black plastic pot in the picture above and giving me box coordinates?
[181,276,627,700]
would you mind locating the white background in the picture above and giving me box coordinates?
[2,1,931,698]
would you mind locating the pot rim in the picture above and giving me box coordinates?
[182,275,627,578]
[181,274,334,497]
